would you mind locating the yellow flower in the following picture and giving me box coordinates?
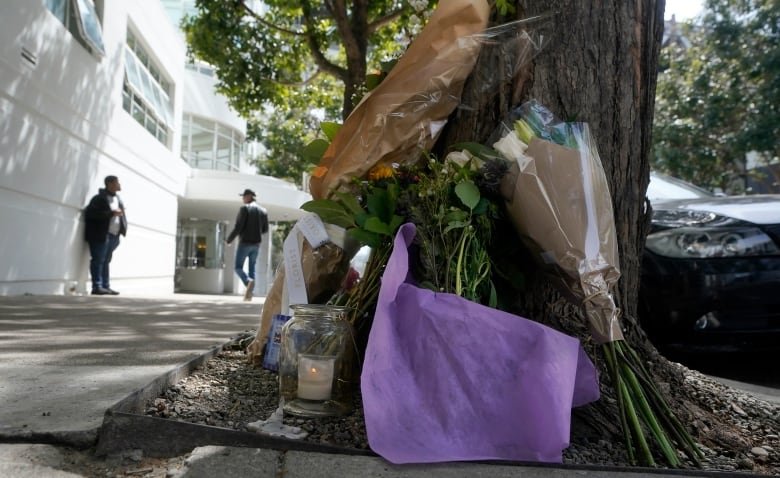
[367,164,395,181]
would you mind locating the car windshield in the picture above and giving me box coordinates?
[647,172,713,201]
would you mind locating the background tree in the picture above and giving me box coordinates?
[652,0,780,191]
[184,0,433,173]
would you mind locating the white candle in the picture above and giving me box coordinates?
[297,355,335,401]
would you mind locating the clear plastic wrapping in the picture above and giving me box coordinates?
[492,100,623,343]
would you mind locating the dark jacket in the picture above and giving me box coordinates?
[227,201,269,244]
[84,188,127,242]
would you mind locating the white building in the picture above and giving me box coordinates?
[0,0,309,296]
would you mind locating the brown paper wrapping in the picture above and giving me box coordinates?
[308,0,490,199]
[500,137,623,343]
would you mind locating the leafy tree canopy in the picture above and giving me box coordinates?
[183,0,436,180]
[652,0,779,191]
[183,0,437,119]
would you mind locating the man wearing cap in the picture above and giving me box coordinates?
[226,189,269,301]
[84,175,127,295]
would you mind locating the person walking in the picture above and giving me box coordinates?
[226,189,269,301]
[84,175,127,295]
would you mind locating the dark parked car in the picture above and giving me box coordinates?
[639,172,780,352]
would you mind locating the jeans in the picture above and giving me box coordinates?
[234,242,259,286]
[88,233,120,290]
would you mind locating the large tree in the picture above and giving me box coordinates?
[653,0,780,191]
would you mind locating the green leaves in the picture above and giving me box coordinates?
[301,178,404,250]
[300,199,355,229]
[333,191,362,217]
[320,122,342,142]
[407,156,498,306]
[302,139,330,164]
[455,180,480,210]
[494,0,516,16]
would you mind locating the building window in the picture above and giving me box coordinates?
[43,0,105,58]
[122,30,173,147]
[181,114,244,172]
[185,62,215,77]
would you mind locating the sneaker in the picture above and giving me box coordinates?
[91,287,111,295]
[105,288,120,295]
[244,280,254,301]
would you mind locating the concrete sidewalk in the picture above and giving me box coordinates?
[0,294,748,477]
[0,293,261,439]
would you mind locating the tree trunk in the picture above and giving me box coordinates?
[435,0,667,442]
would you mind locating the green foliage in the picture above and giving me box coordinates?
[653,0,780,191]
[300,147,506,307]
[301,139,330,164]
[454,180,480,210]
[494,0,516,17]
[299,199,356,229]
[320,122,342,142]
[300,176,404,249]
[183,0,439,181]
[406,156,500,306]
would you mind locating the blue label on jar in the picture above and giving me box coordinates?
[262,314,291,372]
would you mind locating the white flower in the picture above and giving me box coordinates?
[409,0,427,13]
[445,149,483,171]
[493,131,527,157]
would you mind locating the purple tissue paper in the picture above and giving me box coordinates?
[361,223,600,464]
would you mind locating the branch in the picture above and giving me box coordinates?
[367,7,407,35]
[237,0,303,37]
[301,0,348,81]
[267,69,325,87]
[331,0,368,63]
[326,0,360,49]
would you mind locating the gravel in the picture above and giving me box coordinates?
[141,332,779,475]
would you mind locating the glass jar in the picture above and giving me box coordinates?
[278,304,355,417]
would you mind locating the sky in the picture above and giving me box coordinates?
[664,0,704,21]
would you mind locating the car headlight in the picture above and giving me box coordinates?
[652,209,728,228]
[646,226,780,258]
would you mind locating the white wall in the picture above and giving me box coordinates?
[0,0,189,295]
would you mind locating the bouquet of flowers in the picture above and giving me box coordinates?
[308,0,491,199]
[248,0,548,363]
[492,100,702,467]
[299,151,503,334]
[300,148,600,464]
